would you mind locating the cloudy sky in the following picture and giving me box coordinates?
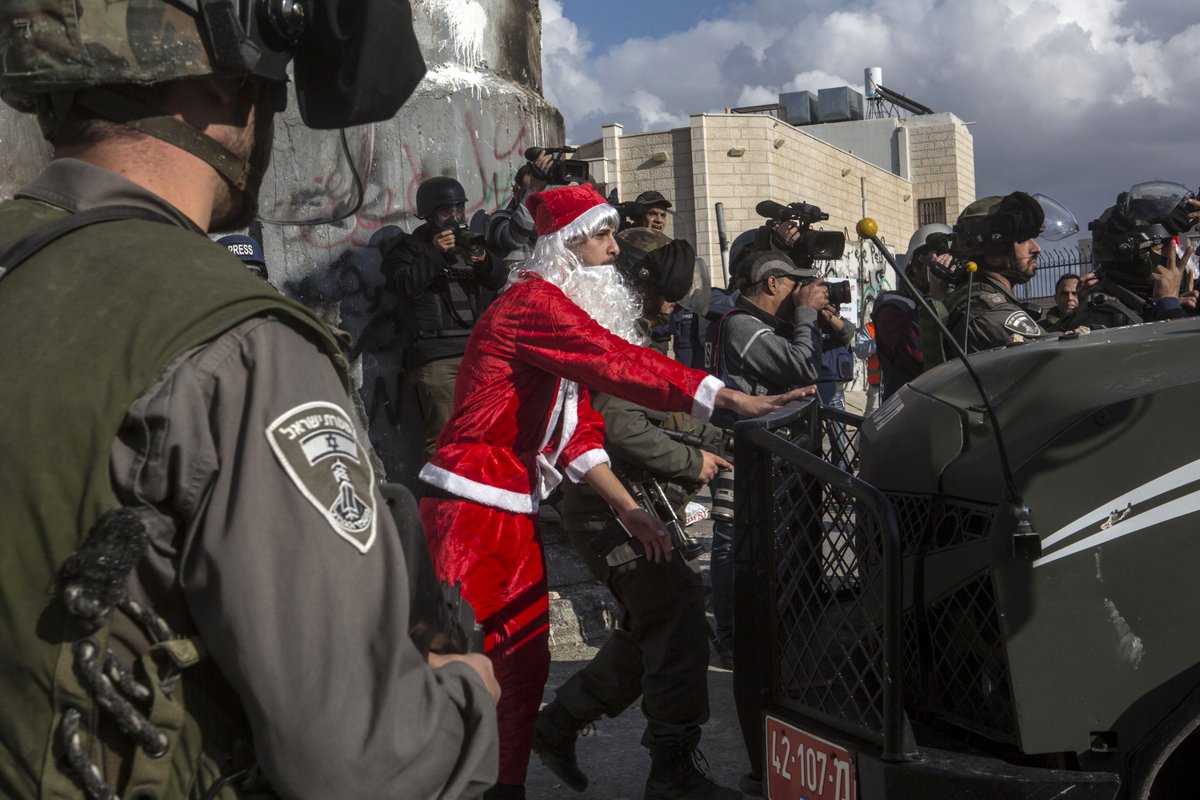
[542,0,1200,238]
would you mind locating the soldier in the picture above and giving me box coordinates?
[534,227,742,800]
[1057,183,1200,330]
[387,176,508,458]
[925,192,1076,367]
[0,4,500,799]
[1040,273,1081,330]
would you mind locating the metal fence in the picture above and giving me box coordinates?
[1011,245,1092,301]
[732,399,1018,779]
[732,400,905,777]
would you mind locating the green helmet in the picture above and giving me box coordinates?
[0,0,426,131]
[952,191,1078,260]
[1,3,273,113]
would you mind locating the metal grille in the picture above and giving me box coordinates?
[886,492,1011,740]
[740,402,902,751]
[886,492,993,554]
[739,400,1014,760]
[773,461,887,734]
[925,571,1016,741]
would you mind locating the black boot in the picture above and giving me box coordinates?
[482,783,525,799]
[644,746,744,799]
[531,701,591,792]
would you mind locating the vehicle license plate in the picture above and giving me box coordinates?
[765,714,857,800]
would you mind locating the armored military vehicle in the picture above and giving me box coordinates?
[733,231,1200,799]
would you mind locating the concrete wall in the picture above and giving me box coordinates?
[0,0,563,483]
[261,0,563,483]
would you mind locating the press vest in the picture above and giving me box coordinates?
[0,199,346,799]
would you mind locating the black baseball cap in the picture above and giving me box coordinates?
[635,190,672,210]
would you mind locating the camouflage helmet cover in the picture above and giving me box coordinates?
[0,1,270,112]
[616,227,672,264]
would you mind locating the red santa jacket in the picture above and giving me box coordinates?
[419,275,723,513]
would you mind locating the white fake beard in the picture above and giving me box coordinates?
[553,264,645,344]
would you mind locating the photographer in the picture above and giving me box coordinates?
[387,176,508,457]
[487,148,591,265]
[486,152,555,265]
[534,227,742,800]
[705,251,827,658]
[635,190,672,233]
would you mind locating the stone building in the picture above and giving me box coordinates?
[572,108,976,327]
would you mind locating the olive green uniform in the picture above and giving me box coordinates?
[0,160,497,799]
[553,388,726,752]
[924,274,1042,369]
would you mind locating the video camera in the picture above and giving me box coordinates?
[755,199,847,263]
[923,231,968,285]
[525,146,591,185]
[612,198,649,230]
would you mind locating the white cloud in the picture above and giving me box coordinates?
[540,0,604,130]
[543,0,1200,228]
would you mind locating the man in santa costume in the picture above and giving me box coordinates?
[419,183,807,799]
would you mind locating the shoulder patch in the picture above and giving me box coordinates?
[266,401,377,553]
[1002,311,1043,337]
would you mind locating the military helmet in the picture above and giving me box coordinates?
[907,223,953,261]
[0,1,426,131]
[415,177,468,220]
[953,192,1078,260]
[615,227,697,303]
[0,3,286,114]
[1089,181,1198,289]
[953,194,1035,258]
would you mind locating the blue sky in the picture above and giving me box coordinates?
[542,0,1200,240]
[559,0,733,50]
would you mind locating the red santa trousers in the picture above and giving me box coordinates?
[420,495,550,786]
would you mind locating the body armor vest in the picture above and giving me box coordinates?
[0,198,345,799]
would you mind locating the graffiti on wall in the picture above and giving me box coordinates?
[267,98,556,481]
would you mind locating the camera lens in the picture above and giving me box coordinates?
[826,280,852,306]
[711,466,735,523]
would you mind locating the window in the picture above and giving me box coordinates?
[917,197,947,226]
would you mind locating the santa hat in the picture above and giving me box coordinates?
[526,183,617,241]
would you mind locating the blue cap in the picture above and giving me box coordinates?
[217,234,268,280]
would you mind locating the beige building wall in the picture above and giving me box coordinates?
[908,118,975,228]
[575,111,974,336]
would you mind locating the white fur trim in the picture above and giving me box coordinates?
[419,462,534,514]
[553,201,618,242]
[538,379,568,454]
[566,448,610,483]
[691,374,724,422]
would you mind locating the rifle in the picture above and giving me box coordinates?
[616,469,705,571]
[379,483,484,655]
